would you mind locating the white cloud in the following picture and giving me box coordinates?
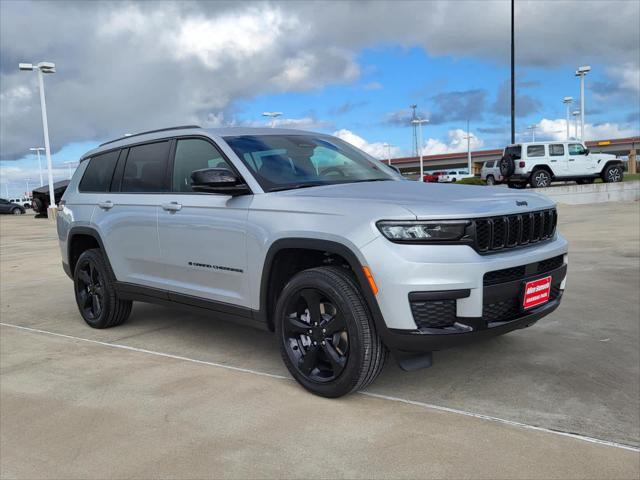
[608,62,640,93]
[333,129,401,159]
[536,118,638,141]
[421,129,484,155]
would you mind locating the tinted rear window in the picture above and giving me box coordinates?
[527,145,545,157]
[504,146,521,159]
[121,141,170,192]
[79,150,120,192]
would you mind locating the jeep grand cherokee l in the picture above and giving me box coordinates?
[57,126,568,397]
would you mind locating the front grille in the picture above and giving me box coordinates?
[483,255,565,286]
[483,284,562,323]
[473,209,557,253]
[410,299,456,329]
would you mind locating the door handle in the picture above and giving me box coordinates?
[569,158,575,162]
[162,202,182,212]
[98,201,114,210]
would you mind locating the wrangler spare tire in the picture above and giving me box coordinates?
[499,154,516,177]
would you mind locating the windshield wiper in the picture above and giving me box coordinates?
[268,182,326,192]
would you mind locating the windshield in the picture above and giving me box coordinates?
[224,134,397,192]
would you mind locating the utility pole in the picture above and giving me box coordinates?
[464,119,473,174]
[382,143,393,165]
[563,97,573,139]
[411,118,428,181]
[510,0,515,144]
[575,66,591,140]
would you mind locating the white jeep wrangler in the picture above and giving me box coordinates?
[499,141,624,189]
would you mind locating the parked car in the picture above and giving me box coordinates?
[423,171,444,182]
[438,170,475,183]
[499,141,624,188]
[9,197,32,209]
[31,180,70,217]
[480,161,504,185]
[0,198,26,215]
[57,126,568,398]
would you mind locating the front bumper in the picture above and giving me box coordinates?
[359,234,568,353]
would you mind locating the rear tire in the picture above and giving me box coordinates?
[275,266,387,398]
[499,154,516,177]
[486,175,495,185]
[530,169,551,188]
[11,208,23,215]
[73,248,132,329]
[602,164,623,183]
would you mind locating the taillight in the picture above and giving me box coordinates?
[519,161,526,168]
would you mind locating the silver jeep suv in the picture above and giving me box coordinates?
[57,126,568,397]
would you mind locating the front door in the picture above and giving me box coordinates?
[568,143,595,176]
[157,137,251,307]
[548,143,568,176]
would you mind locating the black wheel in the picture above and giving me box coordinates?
[275,266,387,398]
[486,175,495,185]
[508,181,526,189]
[11,208,23,215]
[31,197,44,214]
[530,169,551,188]
[74,249,132,328]
[499,154,515,177]
[602,165,623,183]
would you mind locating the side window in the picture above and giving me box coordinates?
[485,161,494,168]
[568,143,587,155]
[79,150,120,192]
[172,138,232,192]
[121,141,171,192]
[549,144,565,156]
[527,145,545,157]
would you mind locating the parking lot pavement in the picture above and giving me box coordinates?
[1,202,639,478]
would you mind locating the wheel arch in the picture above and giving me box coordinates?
[531,164,555,178]
[257,238,386,335]
[67,227,113,278]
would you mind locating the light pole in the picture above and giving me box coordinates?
[411,118,428,181]
[463,119,473,174]
[382,143,393,166]
[262,112,282,128]
[29,147,45,186]
[64,161,76,179]
[575,65,591,140]
[25,178,32,195]
[19,62,56,210]
[563,97,573,139]
[527,124,537,142]
[572,110,581,139]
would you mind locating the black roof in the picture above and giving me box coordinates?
[32,180,70,194]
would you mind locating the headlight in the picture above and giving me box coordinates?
[377,220,469,242]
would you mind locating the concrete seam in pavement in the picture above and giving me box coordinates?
[2,321,638,453]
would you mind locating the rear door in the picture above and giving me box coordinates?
[156,136,251,306]
[90,141,170,289]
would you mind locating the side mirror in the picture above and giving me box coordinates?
[584,148,590,155]
[190,168,250,196]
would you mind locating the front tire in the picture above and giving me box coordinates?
[602,164,623,183]
[530,169,552,188]
[486,175,495,185]
[11,208,23,215]
[275,266,387,398]
[73,249,132,329]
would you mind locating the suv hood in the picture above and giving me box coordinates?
[276,181,555,219]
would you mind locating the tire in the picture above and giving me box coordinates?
[451,178,457,183]
[31,197,44,214]
[11,208,23,215]
[508,182,526,189]
[486,175,495,185]
[73,248,132,329]
[530,169,551,188]
[602,164,623,183]
[499,154,515,177]
[275,266,387,398]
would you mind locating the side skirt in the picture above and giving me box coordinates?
[113,282,269,332]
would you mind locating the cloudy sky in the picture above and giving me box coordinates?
[1,0,639,196]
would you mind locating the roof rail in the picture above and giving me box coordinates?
[99,125,202,147]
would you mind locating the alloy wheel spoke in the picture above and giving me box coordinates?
[91,294,101,316]
[322,341,346,374]
[323,314,346,335]
[78,290,91,308]
[299,344,320,375]
[78,270,91,286]
[285,315,311,334]
[301,289,322,325]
